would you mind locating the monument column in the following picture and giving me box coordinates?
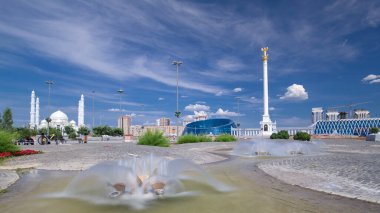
[260,47,274,136]
[30,90,36,129]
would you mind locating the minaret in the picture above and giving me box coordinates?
[260,47,275,136]
[35,97,40,128]
[78,94,84,127]
[30,90,36,129]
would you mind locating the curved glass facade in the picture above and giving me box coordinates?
[183,118,237,135]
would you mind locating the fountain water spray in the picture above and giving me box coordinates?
[48,154,231,210]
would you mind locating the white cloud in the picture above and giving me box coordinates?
[369,79,380,84]
[211,108,240,117]
[280,84,308,101]
[108,108,126,112]
[362,74,380,84]
[158,97,165,101]
[215,91,223,96]
[194,110,208,117]
[185,104,210,111]
[215,57,245,71]
[269,107,275,111]
[233,87,243,92]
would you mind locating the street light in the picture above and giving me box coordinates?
[236,97,241,138]
[45,80,54,137]
[172,60,182,140]
[117,88,124,117]
[92,91,95,130]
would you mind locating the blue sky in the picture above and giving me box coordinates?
[0,0,379,128]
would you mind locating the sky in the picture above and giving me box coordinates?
[0,0,379,128]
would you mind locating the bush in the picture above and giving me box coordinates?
[270,130,289,139]
[178,134,199,144]
[214,134,237,142]
[370,127,379,134]
[270,133,277,139]
[138,130,169,147]
[198,135,213,142]
[293,132,311,141]
[177,134,213,144]
[0,130,20,153]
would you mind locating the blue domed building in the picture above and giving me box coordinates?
[183,118,236,135]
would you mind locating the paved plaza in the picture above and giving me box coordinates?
[1,139,380,206]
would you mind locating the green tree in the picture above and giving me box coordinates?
[78,126,90,135]
[2,108,13,130]
[64,126,75,135]
[112,128,124,136]
[92,125,113,136]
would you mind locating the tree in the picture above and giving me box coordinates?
[78,126,90,135]
[64,126,75,135]
[2,108,13,130]
[112,128,124,136]
[0,113,2,128]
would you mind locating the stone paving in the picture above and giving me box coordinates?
[258,139,380,203]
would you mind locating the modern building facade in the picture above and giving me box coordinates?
[118,115,132,135]
[183,118,236,135]
[311,107,379,136]
[156,117,170,126]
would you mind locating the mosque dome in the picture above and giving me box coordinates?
[70,120,76,124]
[41,120,47,124]
[50,110,69,122]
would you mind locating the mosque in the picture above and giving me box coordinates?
[29,90,85,131]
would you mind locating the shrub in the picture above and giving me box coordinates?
[178,134,199,144]
[370,127,379,134]
[293,132,311,141]
[177,134,213,143]
[0,130,20,153]
[198,135,213,142]
[138,130,169,147]
[270,133,277,139]
[270,130,289,139]
[214,134,237,142]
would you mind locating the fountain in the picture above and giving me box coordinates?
[47,154,231,210]
[232,139,323,157]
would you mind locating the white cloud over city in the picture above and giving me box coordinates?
[362,74,380,84]
[184,104,210,112]
[280,84,309,101]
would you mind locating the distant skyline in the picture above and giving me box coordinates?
[1,0,379,128]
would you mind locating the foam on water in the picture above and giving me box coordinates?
[45,154,231,210]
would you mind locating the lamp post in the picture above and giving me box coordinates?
[172,61,182,140]
[236,97,241,138]
[117,89,124,122]
[92,90,95,130]
[45,80,54,137]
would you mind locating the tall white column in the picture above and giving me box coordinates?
[30,90,36,128]
[260,47,273,136]
[78,94,84,127]
[35,97,40,128]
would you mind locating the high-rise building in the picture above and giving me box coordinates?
[118,115,132,135]
[157,117,170,126]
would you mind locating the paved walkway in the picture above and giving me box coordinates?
[259,139,380,203]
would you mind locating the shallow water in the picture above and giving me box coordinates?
[1,156,378,213]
